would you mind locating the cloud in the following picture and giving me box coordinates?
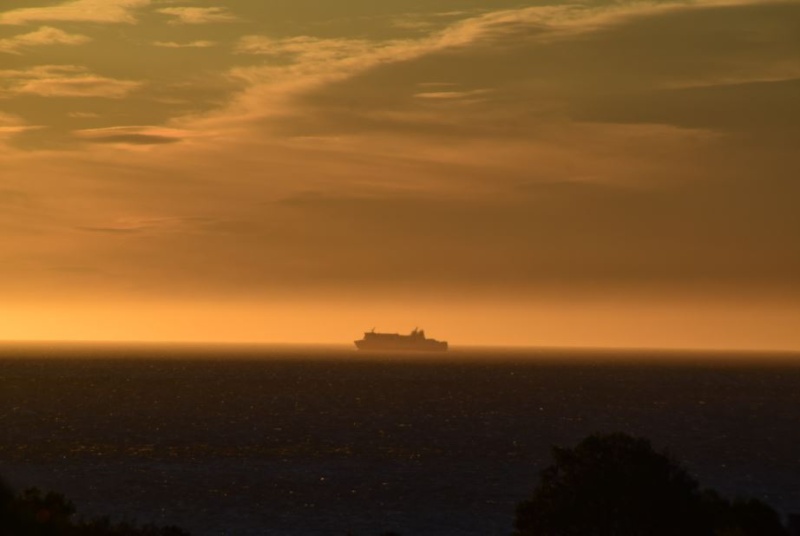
[74,125,189,145]
[0,26,91,54]
[224,31,474,119]
[0,111,27,128]
[1,0,797,308]
[391,10,481,31]
[0,111,40,140]
[157,7,239,25]
[256,166,799,292]
[0,65,143,98]
[0,0,151,25]
[153,40,216,48]
[86,134,180,145]
[420,0,780,47]
[220,3,686,123]
[78,216,189,234]
[212,0,799,139]
[241,1,799,94]
[68,111,101,119]
[78,226,140,234]
[573,77,800,134]
[414,89,491,100]
[236,35,377,60]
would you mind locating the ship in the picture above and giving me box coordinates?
[355,328,448,351]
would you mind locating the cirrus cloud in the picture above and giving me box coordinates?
[0,65,143,98]
[74,125,190,145]
[0,0,151,25]
[157,7,239,25]
[153,40,216,48]
[214,0,800,136]
[0,111,40,139]
[0,26,91,55]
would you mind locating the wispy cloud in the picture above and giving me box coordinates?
[153,40,216,48]
[0,65,143,98]
[73,216,213,244]
[79,216,189,234]
[157,7,239,25]
[232,2,659,99]
[74,125,190,145]
[414,89,492,100]
[231,28,481,92]
[0,112,25,127]
[0,112,42,151]
[0,0,151,25]
[216,0,798,128]
[0,112,38,137]
[216,15,523,126]
[68,111,101,119]
[0,26,91,55]
[391,10,482,31]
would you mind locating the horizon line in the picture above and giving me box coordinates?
[0,339,799,357]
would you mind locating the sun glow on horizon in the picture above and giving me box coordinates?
[1,0,798,351]
[2,294,799,353]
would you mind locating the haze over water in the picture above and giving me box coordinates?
[3,344,799,535]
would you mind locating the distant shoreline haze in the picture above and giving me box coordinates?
[3,296,799,352]
[0,341,799,365]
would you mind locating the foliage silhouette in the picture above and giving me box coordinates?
[4,433,791,536]
[514,433,788,536]
[0,479,190,536]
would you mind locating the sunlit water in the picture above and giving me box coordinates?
[1,344,799,535]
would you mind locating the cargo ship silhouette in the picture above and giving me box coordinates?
[355,328,448,351]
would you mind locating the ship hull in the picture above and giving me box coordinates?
[354,339,448,352]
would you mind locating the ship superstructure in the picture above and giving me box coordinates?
[355,328,448,351]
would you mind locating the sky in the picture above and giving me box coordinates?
[1,0,799,350]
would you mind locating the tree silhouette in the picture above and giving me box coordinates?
[1,477,190,536]
[514,433,788,536]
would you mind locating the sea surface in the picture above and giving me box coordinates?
[1,344,799,535]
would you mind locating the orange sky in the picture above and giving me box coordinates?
[1,0,799,350]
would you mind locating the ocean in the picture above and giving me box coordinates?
[1,344,799,535]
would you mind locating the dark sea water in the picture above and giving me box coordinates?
[2,344,799,535]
